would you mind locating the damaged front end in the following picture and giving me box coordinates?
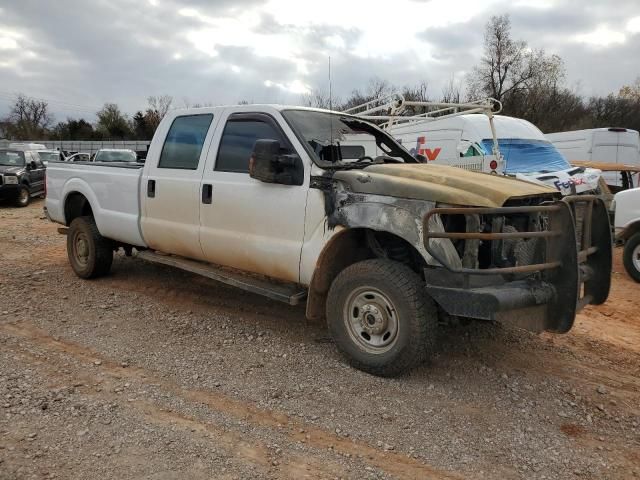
[423,195,612,333]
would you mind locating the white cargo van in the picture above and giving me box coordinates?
[546,128,640,187]
[389,115,601,196]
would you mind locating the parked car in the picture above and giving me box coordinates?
[547,128,640,187]
[613,187,640,282]
[92,148,137,163]
[36,149,66,165]
[44,105,611,376]
[66,152,91,162]
[0,148,46,206]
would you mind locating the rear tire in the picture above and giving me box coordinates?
[14,185,30,207]
[67,216,113,279]
[326,259,437,377]
[623,233,640,283]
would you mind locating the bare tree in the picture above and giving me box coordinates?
[4,94,53,140]
[619,77,640,101]
[467,15,563,103]
[301,88,335,109]
[441,77,462,103]
[144,95,173,131]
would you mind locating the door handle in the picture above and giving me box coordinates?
[147,179,156,198]
[202,184,213,204]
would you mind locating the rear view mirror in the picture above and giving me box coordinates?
[249,139,304,186]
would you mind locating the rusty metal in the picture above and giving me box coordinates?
[425,230,560,240]
[423,204,564,276]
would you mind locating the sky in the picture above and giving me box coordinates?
[0,0,639,122]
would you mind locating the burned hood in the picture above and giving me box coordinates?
[332,163,557,207]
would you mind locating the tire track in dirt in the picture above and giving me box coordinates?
[0,320,463,480]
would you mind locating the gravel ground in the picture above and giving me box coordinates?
[0,200,639,479]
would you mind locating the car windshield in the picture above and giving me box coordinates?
[282,109,416,168]
[0,150,25,166]
[37,151,59,162]
[95,150,136,162]
[479,138,571,174]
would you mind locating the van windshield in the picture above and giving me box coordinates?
[94,150,137,162]
[282,109,416,168]
[480,138,570,173]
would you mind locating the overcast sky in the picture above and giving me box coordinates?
[0,0,639,122]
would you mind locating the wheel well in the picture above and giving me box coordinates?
[64,192,93,226]
[622,221,640,240]
[306,228,426,320]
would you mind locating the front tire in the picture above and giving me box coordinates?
[67,216,113,279]
[14,185,30,207]
[326,259,437,377]
[623,233,640,283]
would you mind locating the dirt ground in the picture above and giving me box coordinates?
[0,199,638,480]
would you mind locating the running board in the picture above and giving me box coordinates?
[136,250,307,306]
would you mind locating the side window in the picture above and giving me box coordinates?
[33,153,44,167]
[158,114,213,170]
[216,118,287,173]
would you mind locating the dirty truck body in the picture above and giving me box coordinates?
[45,105,612,376]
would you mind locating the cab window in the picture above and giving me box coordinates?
[216,115,290,173]
[158,114,213,170]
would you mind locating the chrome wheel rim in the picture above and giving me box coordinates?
[73,232,90,267]
[633,244,640,273]
[343,287,399,353]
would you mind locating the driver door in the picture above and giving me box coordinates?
[199,111,309,283]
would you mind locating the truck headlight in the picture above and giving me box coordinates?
[3,175,18,185]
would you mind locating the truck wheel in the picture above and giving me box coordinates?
[67,216,113,279]
[326,259,437,377]
[14,186,30,207]
[623,233,640,283]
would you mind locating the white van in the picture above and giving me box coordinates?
[546,128,640,187]
[389,114,601,195]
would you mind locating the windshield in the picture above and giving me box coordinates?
[282,109,416,168]
[94,150,137,162]
[37,151,59,162]
[0,150,25,167]
[480,138,570,174]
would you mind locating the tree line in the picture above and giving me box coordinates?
[1,14,639,142]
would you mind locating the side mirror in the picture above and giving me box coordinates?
[29,161,37,170]
[415,153,427,163]
[249,139,303,186]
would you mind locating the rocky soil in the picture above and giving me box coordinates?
[0,200,638,479]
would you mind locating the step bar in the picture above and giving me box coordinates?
[136,250,307,306]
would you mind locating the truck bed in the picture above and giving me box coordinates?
[45,161,147,247]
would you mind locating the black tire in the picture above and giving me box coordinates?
[623,232,640,283]
[14,185,30,207]
[67,216,113,279]
[326,259,437,377]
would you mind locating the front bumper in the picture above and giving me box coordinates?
[0,184,21,200]
[423,195,612,333]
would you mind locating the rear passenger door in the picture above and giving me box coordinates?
[141,112,218,260]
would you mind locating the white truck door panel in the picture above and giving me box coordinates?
[200,111,308,283]
[141,112,218,260]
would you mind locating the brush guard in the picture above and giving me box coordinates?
[422,196,611,333]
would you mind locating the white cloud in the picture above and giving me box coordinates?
[628,16,640,34]
[573,25,626,47]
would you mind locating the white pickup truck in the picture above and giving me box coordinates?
[45,104,612,376]
[613,187,640,282]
